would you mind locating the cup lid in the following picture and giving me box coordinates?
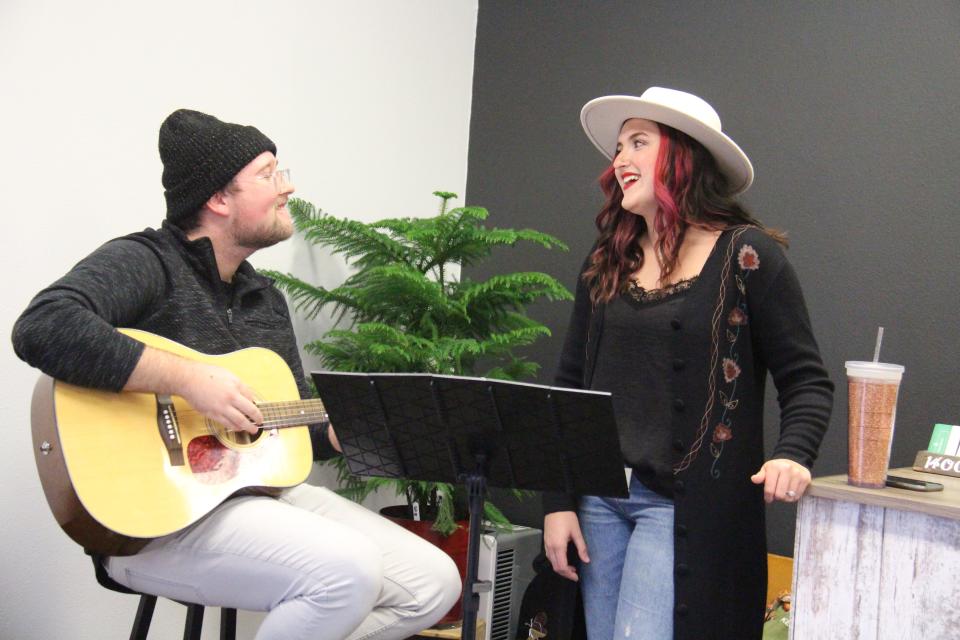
[845,361,905,381]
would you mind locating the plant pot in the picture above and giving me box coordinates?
[380,505,469,625]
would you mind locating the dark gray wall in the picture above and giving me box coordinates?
[466,1,960,555]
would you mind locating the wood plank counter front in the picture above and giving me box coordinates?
[790,468,960,640]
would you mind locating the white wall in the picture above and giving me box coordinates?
[0,1,478,637]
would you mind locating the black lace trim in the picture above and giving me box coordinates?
[626,275,699,303]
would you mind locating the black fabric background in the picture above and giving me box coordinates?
[467,1,960,556]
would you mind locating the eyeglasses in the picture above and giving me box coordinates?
[266,168,292,192]
[235,168,292,193]
[273,168,291,188]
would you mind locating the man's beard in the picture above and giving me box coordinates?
[232,214,294,250]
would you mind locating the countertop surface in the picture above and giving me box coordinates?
[806,466,960,520]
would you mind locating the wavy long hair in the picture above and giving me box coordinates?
[582,123,785,304]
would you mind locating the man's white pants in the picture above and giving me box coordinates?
[106,484,462,640]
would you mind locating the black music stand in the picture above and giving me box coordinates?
[311,372,627,640]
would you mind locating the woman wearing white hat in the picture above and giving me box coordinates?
[542,88,833,640]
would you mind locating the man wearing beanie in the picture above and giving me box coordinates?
[12,110,461,640]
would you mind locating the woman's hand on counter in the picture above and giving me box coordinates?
[751,458,812,503]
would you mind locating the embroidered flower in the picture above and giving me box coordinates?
[728,307,748,326]
[722,357,741,383]
[738,244,760,271]
[712,423,733,443]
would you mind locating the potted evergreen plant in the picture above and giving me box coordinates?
[264,191,571,536]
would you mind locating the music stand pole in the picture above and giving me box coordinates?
[459,455,490,640]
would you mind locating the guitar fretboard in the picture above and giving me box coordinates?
[258,399,328,429]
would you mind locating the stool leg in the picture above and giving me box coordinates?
[183,603,204,640]
[220,608,237,640]
[130,595,157,640]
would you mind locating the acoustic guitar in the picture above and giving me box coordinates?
[31,328,327,555]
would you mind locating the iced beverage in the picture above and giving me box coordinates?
[846,361,904,488]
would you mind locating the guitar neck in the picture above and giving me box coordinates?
[257,399,328,429]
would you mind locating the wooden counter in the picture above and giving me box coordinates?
[790,468,960,639]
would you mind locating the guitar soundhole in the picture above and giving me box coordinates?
[222,429,263,446]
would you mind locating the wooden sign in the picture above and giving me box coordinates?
[912,450,960,478]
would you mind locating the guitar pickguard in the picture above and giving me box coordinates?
[186,436,240,484]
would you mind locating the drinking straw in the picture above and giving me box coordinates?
[872,326,884,362]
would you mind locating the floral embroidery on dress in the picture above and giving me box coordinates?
[673,227,758,478]
[712,423,733,443]
[708,242,759,477]
[722,358,741,383]
[738,244,760,271]
[728,307,748,326]
[718,390,738,410]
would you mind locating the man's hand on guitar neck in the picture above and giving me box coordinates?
[124,346,264,434]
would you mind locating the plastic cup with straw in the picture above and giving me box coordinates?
[846,327,905,488]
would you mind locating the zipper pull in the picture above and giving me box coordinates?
[226,308,233,325]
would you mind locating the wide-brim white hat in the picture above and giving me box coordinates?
[580,87,754,194]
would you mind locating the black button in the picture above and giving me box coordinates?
[675,524,688,537]
[675,563,690,577]
[674,480,686,495]
[670,318,682,330]
[673,398,685,411]
[675,603,689,617]
[672,358,685,371]
[672,438,685,452]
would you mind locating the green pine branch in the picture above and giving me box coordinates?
[261,271,354,321]
[290,199,413,270]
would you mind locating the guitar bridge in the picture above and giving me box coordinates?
[156,395,184,466]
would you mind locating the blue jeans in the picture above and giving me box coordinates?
[578,474,675,640]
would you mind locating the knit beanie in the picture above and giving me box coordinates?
[159,109,277,223]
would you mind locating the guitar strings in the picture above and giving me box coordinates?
[174,401,328,429]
